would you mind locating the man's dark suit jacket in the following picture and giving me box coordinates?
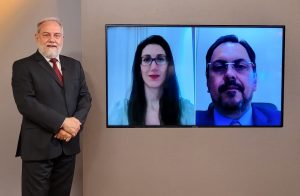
[12,51,92,161]
[196,103,282,126]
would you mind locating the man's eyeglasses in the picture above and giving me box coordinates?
[141,55,168,66]
[208,60,255,74]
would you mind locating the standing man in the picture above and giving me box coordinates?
[12,17,92,196]
[196,34,281,126]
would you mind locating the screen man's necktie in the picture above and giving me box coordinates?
[50,58,63,86]
[230,120,241,126]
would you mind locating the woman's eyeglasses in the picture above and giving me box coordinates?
[141,55,168,66]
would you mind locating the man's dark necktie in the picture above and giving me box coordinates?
[50,58,63,86]
[230,120,241,126]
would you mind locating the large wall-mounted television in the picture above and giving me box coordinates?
[106,25,284,128]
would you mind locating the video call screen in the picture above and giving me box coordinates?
[106,25,284,128]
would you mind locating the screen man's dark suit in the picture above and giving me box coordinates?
[12,51,91,161]
[196,103,282,126]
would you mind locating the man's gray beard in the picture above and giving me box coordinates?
[38,46,61,59]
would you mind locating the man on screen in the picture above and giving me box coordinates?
[196,35,281,126]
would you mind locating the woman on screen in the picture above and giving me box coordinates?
[110,35,194,126]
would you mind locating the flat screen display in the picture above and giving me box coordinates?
[106,25,284,127]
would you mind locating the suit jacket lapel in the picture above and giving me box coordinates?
[60,56,71,90]
[60,56,72,115]
[207,104,216,125]
[252,105,268,125]
[196,104,215,126]
[34,51,64,87]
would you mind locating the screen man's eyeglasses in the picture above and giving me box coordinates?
[208,60,255,75]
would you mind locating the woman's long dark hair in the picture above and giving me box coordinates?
[128,35,180,126]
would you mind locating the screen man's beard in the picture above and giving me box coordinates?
[213,92,253,116]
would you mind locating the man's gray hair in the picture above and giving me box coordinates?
[37,17,63,33]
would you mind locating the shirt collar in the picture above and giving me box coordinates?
[38,50,60,63]
[44,55,61,63]
[213,105,253,126]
